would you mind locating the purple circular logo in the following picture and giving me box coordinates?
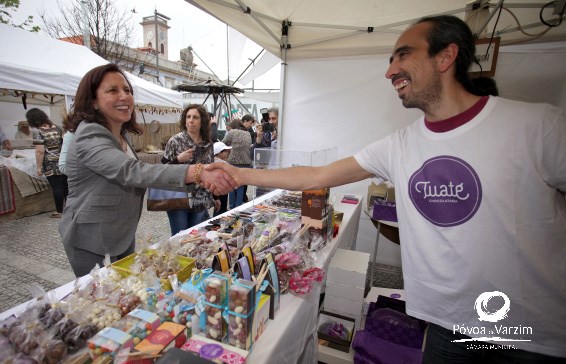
[390,293,401,299]
[199,343,223,359]
[409,156,481,227]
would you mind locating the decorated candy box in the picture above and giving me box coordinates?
[203,271,231,342]
[134,321,187,356]
[227,279,255,350]
[111,308,161,346]
[203,272,231,306]
[181,335,248,364]
[87,327,133,359]
[252,293,271,343]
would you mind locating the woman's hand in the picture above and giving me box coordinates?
[177,148,195,163]
[199,163,238,195]
[36,167,43,176]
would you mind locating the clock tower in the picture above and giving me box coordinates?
[140,13,171,60]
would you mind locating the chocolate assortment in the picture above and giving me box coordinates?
[227,280,255,350]
[203,272,231,342]
[0,189,334,362]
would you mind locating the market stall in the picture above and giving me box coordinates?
[0,189,363,363]
[0,149,55,221]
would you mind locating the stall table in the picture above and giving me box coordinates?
[0,189,364,364]
[0,150,55,221]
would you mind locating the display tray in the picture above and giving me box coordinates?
[317,310,356,353]
[111,250,195,291]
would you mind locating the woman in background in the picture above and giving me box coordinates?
[161,104,220,235]
[222,119,252,209]
[58,117,75,175]
[26,108,68,218]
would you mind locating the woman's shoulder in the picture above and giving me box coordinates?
[75,122,112,142]
[235,129,252,141]
[169,131,188,141]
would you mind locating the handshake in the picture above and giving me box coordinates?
[194,162,243,196]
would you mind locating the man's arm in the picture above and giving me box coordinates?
[207,156,373,191]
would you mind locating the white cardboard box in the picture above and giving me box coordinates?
[325,280,365,302]
[363,286,405,315]
[324,293,363,318]
[327,249,369,288]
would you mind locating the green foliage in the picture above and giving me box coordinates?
[0,0,40,32]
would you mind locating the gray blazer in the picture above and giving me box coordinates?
[59,122,188,257]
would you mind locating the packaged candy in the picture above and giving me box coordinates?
[203,272,231,306]
[111,308,160,345]
[87,327,133,359]
[134,321,187,356]
[202,271,231,342]
[227,279,255,350]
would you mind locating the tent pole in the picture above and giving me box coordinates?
[278,20,290,153]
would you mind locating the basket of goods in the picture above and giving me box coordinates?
[111,249,195,291]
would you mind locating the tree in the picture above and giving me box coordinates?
[39,0,142,71]
[0,0,40,32]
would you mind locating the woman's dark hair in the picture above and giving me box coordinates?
[179,104,211,143]
[25,108,52,128]
[66,63,142,134]
[229,119,243,130]
[417,15,476,93]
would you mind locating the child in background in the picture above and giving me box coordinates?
[213,142,232,216]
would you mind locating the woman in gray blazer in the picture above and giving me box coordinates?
[59,64,236,277]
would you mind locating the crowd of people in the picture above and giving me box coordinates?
[1,13,563,363]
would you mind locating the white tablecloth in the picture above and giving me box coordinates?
[238,191,363,363]
[0,190,364,364]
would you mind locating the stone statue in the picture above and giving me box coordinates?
[180,46,194,70]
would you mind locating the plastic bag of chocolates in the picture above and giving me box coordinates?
[56,306,99,354]
[0,332,16,359]
[31,334,68,364]
[85,299,122,331]
[6,312,45,355]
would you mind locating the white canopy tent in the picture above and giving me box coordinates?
[185,0,566,265]
[186,0,566,59]
[0,23,184,137]
[0,23,183,108]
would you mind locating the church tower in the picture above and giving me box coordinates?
[140,12,171,60]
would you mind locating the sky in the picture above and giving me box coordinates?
[11,0,280,89]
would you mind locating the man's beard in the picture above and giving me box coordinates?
[402,72,442,113]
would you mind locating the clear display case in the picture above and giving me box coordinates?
[251,147,338,200]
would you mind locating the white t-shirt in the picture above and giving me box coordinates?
[355,97,566,357]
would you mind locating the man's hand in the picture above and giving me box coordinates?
[204,162,241,186]
[199,163,238,195]
[255,124,264,143]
